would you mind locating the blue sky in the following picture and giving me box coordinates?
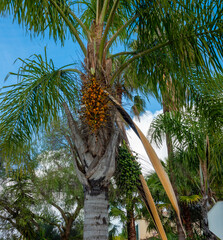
[0,15,161,113]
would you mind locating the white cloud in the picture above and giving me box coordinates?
[126,110,167,176]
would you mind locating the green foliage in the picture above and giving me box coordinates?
[0,148,84,239]
[143,171,178,235]
[149,97,223,184]
[69,218,84,240]
[41,118,69,151]
[111,236,126,240]
[78,0,134,39]
[0,172,41,239]
[148,232,179,240]
[1,1,223,238]
[145,156,205,236]
[135,0,223,82]
[147,95,223,237]
[110,143,142,238]
[0,0,80,45]
[128,0,223,113]
[37,220,61,240]
[1,0,223,176]
[115,143,141,197]
[131,95,146,117]
[35,149,84,209]
[179,195,200,205]
[0,48,80,161]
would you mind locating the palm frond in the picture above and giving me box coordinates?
[179,195,201,205]
[0,49,80,158]
[132,0,223,100]
[78,0,135,45]
[106,92,184,238]
[149,88,223,151]
[131,95,146,118]
[0,0,87,50]
[138,0,223,71]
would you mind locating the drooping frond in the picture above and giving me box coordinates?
[0,0,87,53]
[106,91,184,237]
[111,0,223,101]
[0,49,80,157]
[136,0,223,73]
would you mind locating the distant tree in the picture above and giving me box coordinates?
[0,173,41,239]
[33,149,84,240]
[0,148,84,240]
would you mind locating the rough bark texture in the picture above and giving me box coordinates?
[61,218,73,240]
[64,99,119,240]
[127,203,137,240]
[181,204,194,239]
[83,186,109,240]
[63,21,122,240]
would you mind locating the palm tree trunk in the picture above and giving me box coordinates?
[165,133,186,240]
[83,186,109,240]
[200,196,217,240]
[127,202,137,240]
[181,204,194,239]
[163,100,185,240]
[64,102,119,240]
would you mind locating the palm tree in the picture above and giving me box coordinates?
[145,161,202,239]
[149,91,223,239]
[1,1,223,239]
[129,3,223,237]
[114,143,142,240]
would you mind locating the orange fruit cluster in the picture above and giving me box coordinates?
[81,77,109,133]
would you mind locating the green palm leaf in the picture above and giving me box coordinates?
[129,0,223,104]
[0,0,88,54]
[179,195,201,205]
[0,49,80,157]
[136,0,223,73]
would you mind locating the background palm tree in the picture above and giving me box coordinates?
[128,3,223,237]
[145,165,201,240]
[149,89,223,239]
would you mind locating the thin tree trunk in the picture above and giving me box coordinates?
[163,100,186,240]
[61,219,72,240]
[127,202,137,240]
[199,154,217,240]
[166,133,186,240]
[181,204,194,239]
[83,186,109,240]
